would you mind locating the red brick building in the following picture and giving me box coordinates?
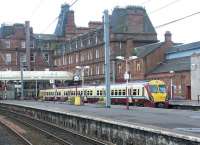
[53,5,158,85]
[0,23,54,71]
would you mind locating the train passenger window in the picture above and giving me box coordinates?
[59,92,61,96]
[100,90,102,96]
[122,90,126,95]
[80,91,83,95]
[97,90,99,96]
[90,90,92,96]
[111,90,114,95]
[87,91,90,95]
[137,89,140,95]
[114,90,118,95]
[84,90,87,95]
[133,89,137,95]
[119,90,122,96]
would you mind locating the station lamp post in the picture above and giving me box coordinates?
[170,70,175,100]
[76,65,90,104]
[116,56,137,110]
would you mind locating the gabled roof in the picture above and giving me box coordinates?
[166,41,200,54]
[151,57,190,74]
[134,42,163,58]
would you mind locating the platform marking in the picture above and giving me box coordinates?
[175,128,200,133]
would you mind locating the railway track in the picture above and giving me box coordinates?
[0,107,112,145]
[0,116,32,145]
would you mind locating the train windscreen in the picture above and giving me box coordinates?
[159,85,166,93]
[149,85,158,93]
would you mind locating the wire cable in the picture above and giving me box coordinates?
[140,0,151,6]
[30,0,45,20]
[150,0,182,14]
[155,10,200,29]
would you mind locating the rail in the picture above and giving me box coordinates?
[0,106,112,145]
[0,117,33,145]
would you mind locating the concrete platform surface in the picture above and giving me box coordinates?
[1,100,200,140]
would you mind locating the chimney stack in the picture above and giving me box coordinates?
[165,31,172,42]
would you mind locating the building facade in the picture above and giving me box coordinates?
[53,5,158,85]
[191,53,200,100]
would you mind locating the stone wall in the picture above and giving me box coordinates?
[1,104,199,145]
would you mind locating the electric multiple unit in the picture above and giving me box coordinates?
[39,80,168,107]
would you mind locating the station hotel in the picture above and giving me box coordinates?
[0,4,200,100]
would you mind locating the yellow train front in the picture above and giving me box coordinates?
[145,80,168,107]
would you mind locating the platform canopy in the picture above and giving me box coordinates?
[0,71,73,81]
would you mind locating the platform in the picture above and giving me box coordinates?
[169,100,200,110]
[1,100,200,139]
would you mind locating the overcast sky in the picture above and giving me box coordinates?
[0,0,199,43]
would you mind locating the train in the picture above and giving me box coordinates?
[39,80,169,107]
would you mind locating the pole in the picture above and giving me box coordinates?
[20,60,24,100]
[112,61,115,84]
[104,10,111,108]
[170,77,173,100]
[25,21,31,70]
[82,68,84,105]
[125,59,129,110]
[4,80,7,100]
[36,79,38,99]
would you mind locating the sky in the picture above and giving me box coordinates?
[0,0,199,43]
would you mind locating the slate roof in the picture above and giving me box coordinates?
[167,41,200,54]
[133,42,163,58]
[151,57,191,74]
[111,6,156,33]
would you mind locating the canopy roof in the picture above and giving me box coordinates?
[0,71,73,81]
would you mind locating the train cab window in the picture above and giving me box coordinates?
[119,90,122,96]
[111,90,114,95]
[132,89,137,95]
[122,90,126,95]
[114,90,118,95]
[80,91,83,95]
